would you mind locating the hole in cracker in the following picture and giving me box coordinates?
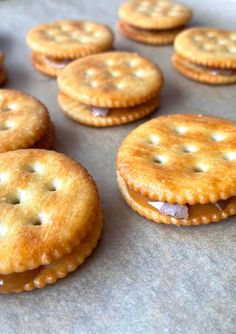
[10,195,21,205]
[31,218,42,226]
[47,183,57,192]
[192,166,204,173]
[211,133,225,142]
[105,59,115,66]
[26,163,43,174]
[27,165,36,173]
[173,126,187,135]
[153,155,166,164]
[223,152,236,161]
[149,135,160,144]
[182,145,197,153]
[0,123,11,131]
[1,105,12,112]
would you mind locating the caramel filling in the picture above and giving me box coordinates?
[179,56,236,76]
[127,184,233,220]
[0,267,42,293]
[125,22,182,34]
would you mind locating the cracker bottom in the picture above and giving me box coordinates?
[0,68,7,86]
[58,91,160,127]
[31,52,72,77]
[33,120,56,149]
[172,53,236,85]
[118,21,183,45]
[117,171,236,226]
[0,211,103,293]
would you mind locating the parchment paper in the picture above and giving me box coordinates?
[0,0,235,333]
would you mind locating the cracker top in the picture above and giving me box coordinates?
[26,20,114,59]
[0,90,49,152]
[58,52,163,108]
[117,114,236,205]
[0,149,99,274]
[174,27,236,68]
[119,0,192,30]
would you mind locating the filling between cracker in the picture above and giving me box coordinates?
[0,216,101,293]
[120,174,233,220]
[175,53,236,76]
[37,54,72,69]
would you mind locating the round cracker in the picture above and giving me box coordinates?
[117,171,236,226]
[0,149,100,274]
[27,20,114,59]
[174,27,236,68]
[118,0,192,30]
[58,52,163,108]
[117,114,236,205]
[0,89,49,152]
[0,211,103,293]
[172,53,236,85]
[118,20,182,45]
[33,120,56,149]
[58,92,160,127]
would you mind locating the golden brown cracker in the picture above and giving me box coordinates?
[58,52,163,108]
[0,149,100,274]
[117,114,236,205]
[118,0,192,30]
[58,92,160,127]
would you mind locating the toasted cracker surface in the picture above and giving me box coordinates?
[58,92,160,127]
[58,52,163,108]
[0,89,49,152]
[118,20,182,45]
[172,53,236,85]
[0,149,100,274]
[117,171,236,226]
[119,0,192,30]
[27,20,114,59]
[117,114,236,205]
[174,27,236,68]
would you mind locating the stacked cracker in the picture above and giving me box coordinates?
[172,27,236,85]
[117,114,236,226]
[26,20,114,77]
[0,89,55,152]
[0,149,102,293]
[57,51,163,127]
[118,0,192,45]
[0,51,7,85]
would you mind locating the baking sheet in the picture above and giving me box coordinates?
[0,0,235,333]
